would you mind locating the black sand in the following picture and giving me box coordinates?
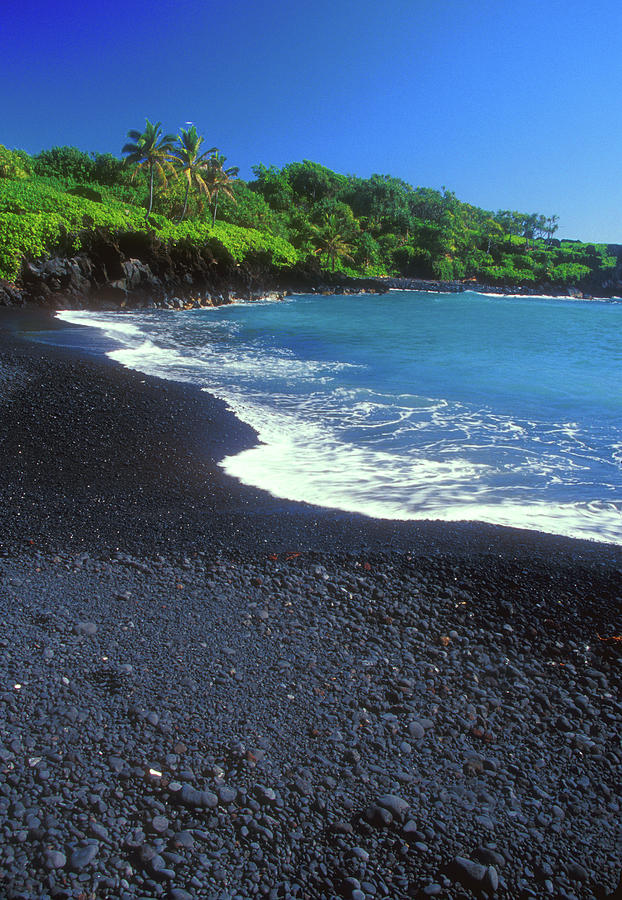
[1,309,621,568]
[0,310,620,900]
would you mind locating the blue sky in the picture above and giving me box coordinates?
[2,0,621,241]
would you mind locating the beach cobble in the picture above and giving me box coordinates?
[0,545,620,899]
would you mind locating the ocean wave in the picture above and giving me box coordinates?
[54,298,622,546]
[218,406,622,545]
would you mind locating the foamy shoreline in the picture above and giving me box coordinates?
[1,317,622,898]
[55,297,622,548]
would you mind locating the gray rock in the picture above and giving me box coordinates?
[177,784,218,809]
[172,830,194,849]
[484,865,499,893]
[217,785,238,804]
[377,794,409,820]
[408,720,425,740]
[44,849,66,869]
[89,822,109,841]
[364,804,393,828]
[451,856,486,886]
[568,862,589,882]
[69,841,99,870]
[152,815,169,833]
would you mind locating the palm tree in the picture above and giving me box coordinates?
[174,126,217,222]
[205,152,239,226]
[311,215,354,271]
[122,119,177,222]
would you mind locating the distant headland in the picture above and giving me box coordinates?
[1,122,621,309]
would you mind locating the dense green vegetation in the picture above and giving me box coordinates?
[0,131,617,289]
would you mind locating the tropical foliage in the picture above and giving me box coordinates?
[311,214,354,271]
[204,153,239,226]
[0,127,617,289]
[122,120,177,221]
[173,125,217,222]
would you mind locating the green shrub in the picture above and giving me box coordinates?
[0,211,73,280]
[0,145,32,180]
[91,153,126,187]
[0,176,300,280]
[32,146,94,181]
[432,256,458,280]
[548,263,591,283]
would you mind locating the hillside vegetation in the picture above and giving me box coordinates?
[0,137,617,290]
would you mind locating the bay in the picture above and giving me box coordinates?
[55,290,622,545]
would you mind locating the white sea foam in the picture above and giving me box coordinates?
[388,288,618,302]
[57,309,145,339]
[218,399,622,545]
[54,305,622,546]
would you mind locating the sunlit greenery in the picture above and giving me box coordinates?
[122,120,177,222]
[0,133,616,289]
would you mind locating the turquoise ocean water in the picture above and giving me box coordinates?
[55,291,622,544]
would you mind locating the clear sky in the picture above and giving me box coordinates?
[2,0,621,242]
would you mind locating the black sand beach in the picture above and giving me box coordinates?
[0,310,621,900]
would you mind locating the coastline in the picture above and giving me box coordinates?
[2,306,622,564]
[1,226,620,314]
[1,310,621,899]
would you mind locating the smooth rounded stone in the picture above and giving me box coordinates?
[402,820,421,839]
[168,890,193,900]
[376,794,409,820]
[484,865,499,893]
[254,785,277,805]
[151,815,169,834]
[69,841,99,870]
[138,843,157,864]
[351,891,366,900]
[567,862,589,883]
[11,800,26,818]
[218,785,238,804]
[422,886,442,897]
[44,848,66,869]
[408,721,425,741]
[351,847,370,862]
[74,621,98,636]
[177,785,217,809]
[89,821,110,841]
[148,853,167,873]
[364,805,393,828]
[332,820,354,835]
[473,847,505,868]
[171,831,194,849]
[450,856,487,887]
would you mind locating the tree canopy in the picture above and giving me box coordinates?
[122,120,177,221]
[0,124,616,290]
